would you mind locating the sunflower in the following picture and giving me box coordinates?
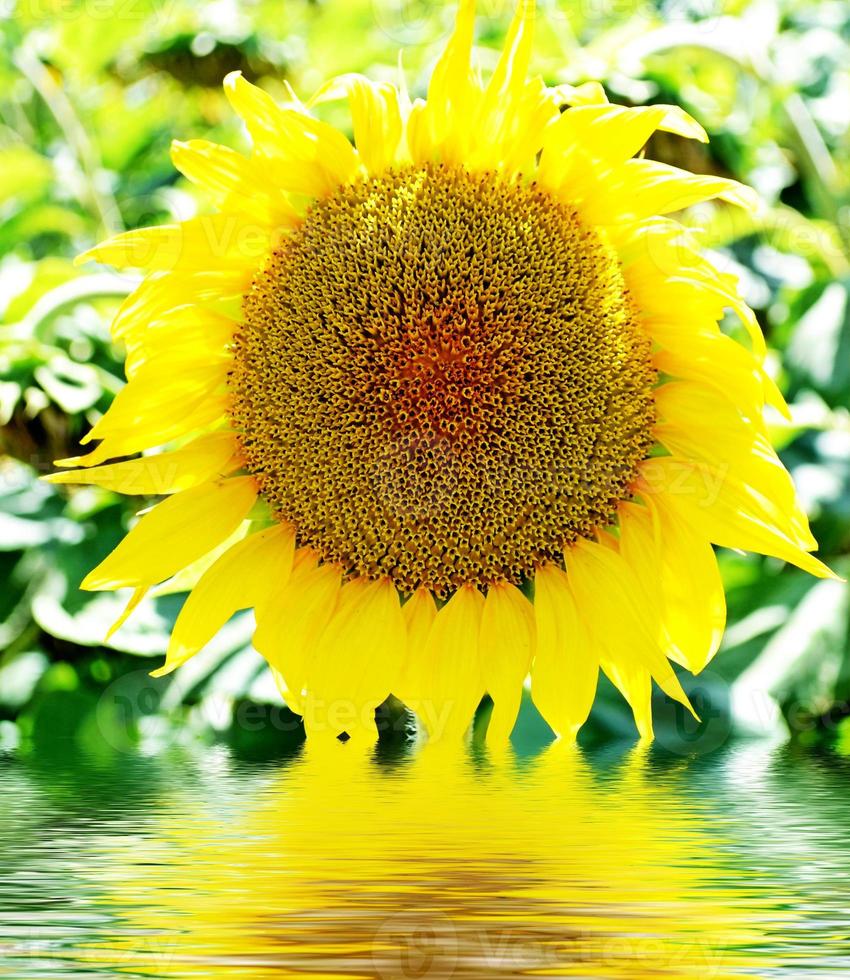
[50,0,835,742]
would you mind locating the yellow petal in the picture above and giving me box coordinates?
[500,76,563,174]
[618,499,725,674]
[618,219,767,363]
[405,98,431,164]
[83,357,227,442]
[303,576,406,739]
[396,587,438,711]
[635,279,729,326]
[654,380,814,547]
[64,404,227,469]
[640,284,767,372]
[483,0,535,107]
[121,343,231,385]
[109,275,184,341]
[171,139,253,199]
[77,213,284,274]
[653,498,726,673]
[312,74,403,175]
[610,214,703,268]
[352,79,403,174]
[584,524,677,739]
[581,159,759,224]
[651,104,708,141]
[539,104,707,187]
[421,0,478,163]
[170,139,295,224]
[479,581,535,742]
[470,0,536,167]
[48,431,240,493]
[252,552,342,716]
[224,71,358,187]
[565,538,697,730]
[123,307,236,380]
[636,456,838,579]
[106,586,147,640]
[108,270,246,345]
[531,563,598,739]
[81,476,257,591]
[152,524,296,678]
[651,327,771,423]
[260,155,335,199]
[150,520,251,598]
[601,658,655,740]
[223,70,295,143]
[419,584,485,741]
[550,80,609,107]
[67,359,229,466]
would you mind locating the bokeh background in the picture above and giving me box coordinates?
[1,0,849,761]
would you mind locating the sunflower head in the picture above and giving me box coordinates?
[52,0,836,744]
[230,162,657,598]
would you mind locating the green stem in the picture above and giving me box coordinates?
[14,46,123,239]
[781,92,849,255]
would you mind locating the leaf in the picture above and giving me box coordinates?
[34,356,103,414]
[0,146,52,208]
[785,280,850,408]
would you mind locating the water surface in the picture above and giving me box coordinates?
[1,739,848,978]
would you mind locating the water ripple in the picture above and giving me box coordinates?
[1,740,849,978]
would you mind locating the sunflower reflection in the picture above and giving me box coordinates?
[85,745,784,978]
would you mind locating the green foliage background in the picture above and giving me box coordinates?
[1,0,848,759]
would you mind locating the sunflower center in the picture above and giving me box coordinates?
[229,164,656,596]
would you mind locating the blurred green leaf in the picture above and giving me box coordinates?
[786,280,850,407]
[0,145,53,208]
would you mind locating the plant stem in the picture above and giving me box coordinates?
[14,46,123,239]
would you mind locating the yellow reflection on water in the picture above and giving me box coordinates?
[84,743,783,979]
